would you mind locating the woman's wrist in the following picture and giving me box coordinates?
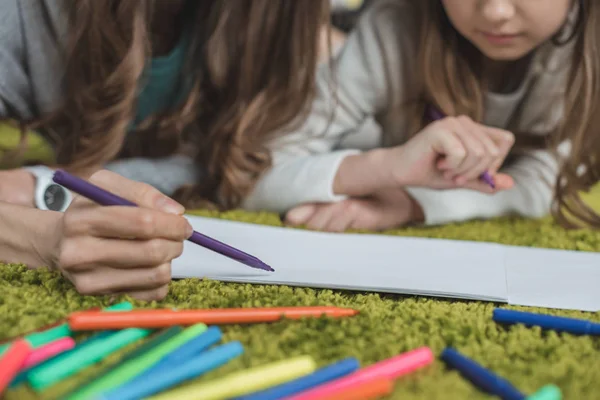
[0,202,61,269]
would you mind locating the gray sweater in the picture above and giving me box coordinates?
[0,0,198,195]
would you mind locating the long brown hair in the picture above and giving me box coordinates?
[410,0,600,228]
[10,0,328,209]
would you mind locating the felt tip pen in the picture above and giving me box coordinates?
[441,348,525,400]
[493,309,600,336]
[52,170,273,272]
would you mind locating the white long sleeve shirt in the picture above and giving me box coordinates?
[244,0,573,225]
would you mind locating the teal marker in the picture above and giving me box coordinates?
[0,301,132,357]
[526,385,562,400]
[28,327,152,391]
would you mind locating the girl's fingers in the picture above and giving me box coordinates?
[446,118,490,180]
[486,127,515,174]
[457,120,501,181]
[64,206,193,241]
[430,126,468,171]
[461,172,514,193]
[305,205,337,231]
[325,202,357,233]
[285,204,317,226]
[68,263,172,296]
[59,237,184,270]
[492,173,514,190]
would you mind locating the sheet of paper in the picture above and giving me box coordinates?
[173,216,507,301]
[172,216,600,311]
[505,246,600,312]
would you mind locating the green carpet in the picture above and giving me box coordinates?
[2,192,600,399]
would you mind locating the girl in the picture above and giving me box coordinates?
[0,0,328,298]
[243,0,600,232]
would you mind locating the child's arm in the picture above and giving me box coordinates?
[404,148,557,225]
[243,1,410,213]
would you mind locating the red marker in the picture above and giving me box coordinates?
[0,339,32,394]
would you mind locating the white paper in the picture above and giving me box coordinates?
[172,216,600,311]
[505,246,600,312]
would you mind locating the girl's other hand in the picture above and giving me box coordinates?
[48,170,193,301]
[391,116,515,193]
[285,187,422,232]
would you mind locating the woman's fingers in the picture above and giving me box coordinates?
[69,263,172,296]
[88,170,185,215]
[59,237,184,270]
[64,206,193,241]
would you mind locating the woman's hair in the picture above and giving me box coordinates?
[410,0,600,228]
[14,0,329,209]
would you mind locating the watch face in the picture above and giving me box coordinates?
[44,184,67,211]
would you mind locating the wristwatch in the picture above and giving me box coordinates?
[23,166,73,212]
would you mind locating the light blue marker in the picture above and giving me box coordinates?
[147,326,222,372]
[98,341,244,400]
[123,326,222,385]
[234,357,360,400]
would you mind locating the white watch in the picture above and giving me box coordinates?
[23,166,73,212]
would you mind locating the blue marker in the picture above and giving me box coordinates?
[493,309,600,336]
[234,357,360,400]
[130,326,222,382]
[441,348,525,400]
[98,341,244,400]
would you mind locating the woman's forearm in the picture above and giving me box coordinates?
[0,202,60,268]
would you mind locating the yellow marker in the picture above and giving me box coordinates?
[148,356,316,400]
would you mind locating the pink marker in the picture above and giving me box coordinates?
[286,347,434,400]
[21,337,75,370]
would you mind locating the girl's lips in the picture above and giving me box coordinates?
[480,31,522,45]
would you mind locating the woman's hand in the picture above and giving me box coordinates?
[285,187,422,232]
[390,115,515,193]
[0,168,35,207]
[48,170,193,301]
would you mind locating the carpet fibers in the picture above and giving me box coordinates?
[2,195,600,399]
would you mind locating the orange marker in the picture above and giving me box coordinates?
[68,307,359,330]
[317,378,394,400]
[0,339,32,394]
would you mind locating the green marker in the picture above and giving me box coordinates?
[59,327,184,398]
[527,385,562,400]
[67,324,207,400]
[0,301,132,356]
[28,328,151,391]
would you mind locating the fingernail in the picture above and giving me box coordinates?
[156,196,185,215]
[286,205,315,224]
[185,220,194,238]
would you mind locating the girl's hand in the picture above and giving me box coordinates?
[391,116,515,193]
[48,170,193,301]
[285,187,421,232]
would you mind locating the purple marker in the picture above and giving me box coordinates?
[427,106,495,189]
[52,170,274,272]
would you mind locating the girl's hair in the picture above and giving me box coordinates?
[12,0,329,209]
[410,0,600,228]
